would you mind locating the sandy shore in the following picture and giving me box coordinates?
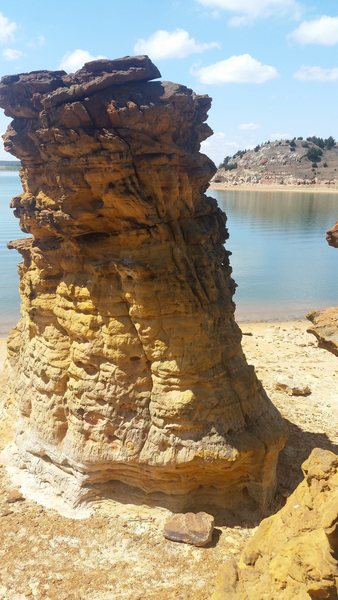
[0,320,337,599]
[210,183,338,194]
[0,338,6,371]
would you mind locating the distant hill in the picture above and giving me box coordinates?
[213,137,338,187]
[0,160,20,171]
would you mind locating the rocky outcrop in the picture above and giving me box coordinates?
[307,308,338,357]
[211,448,338,599]
[0,56,285,512]
[327,221,338,248]
[306,221,338,357]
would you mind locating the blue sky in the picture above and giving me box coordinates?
[0,0,337,164]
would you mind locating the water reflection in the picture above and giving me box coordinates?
[0,174,22,334]
[213,189,338,321]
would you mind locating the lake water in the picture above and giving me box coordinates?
[0,174,337,334]
[213,189,338,321]
[0,173,23,335]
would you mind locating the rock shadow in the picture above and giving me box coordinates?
[275,417,338,508]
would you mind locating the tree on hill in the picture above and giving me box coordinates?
[306,136,336,150]
[219,156,231,168]
[219,155,238,170]
[325,136,335,150]
[307,136,325,149]
[306,147,323,163]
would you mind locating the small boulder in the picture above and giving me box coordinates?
[6,489,24,504]
[275,376,311,396]
[164,512,214,547]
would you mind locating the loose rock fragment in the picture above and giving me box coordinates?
[164,512,214,547]
[275,377,311,396]
[6,489,24,503]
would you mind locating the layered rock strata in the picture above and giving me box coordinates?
[211,448,338,600]
[327,221,338,248]
[307,222,338,357]
[0,56,285,511]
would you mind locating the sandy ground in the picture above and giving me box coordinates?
[0,320,337,600]
[210,183,338,194]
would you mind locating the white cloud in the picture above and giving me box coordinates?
[239,122,260,131]
[59,49,107,72]
[0,12,17,44]
[201,131,239,165]
[134,28,219,60]
[197,0,301,25]
[193,54,278,84]
[294,66,338,82]
[2,48,23,61]
[291,16,338,46]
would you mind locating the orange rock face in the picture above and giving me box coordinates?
[211,448,338,600]
[0,56,285,511]
[326,221,338,248]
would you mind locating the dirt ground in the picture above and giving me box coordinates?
[0,320,337,600]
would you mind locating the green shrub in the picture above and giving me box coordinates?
[307,136,325,149]
[223,162,238,171]
[219,155,231,168]
[233,149,246,159]
[325,136,335,150]
[306,147,323,163]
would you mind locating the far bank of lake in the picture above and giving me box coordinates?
[210,183,338,194]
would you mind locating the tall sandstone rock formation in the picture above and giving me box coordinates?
[0,56,285,511]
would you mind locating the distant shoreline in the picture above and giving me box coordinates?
[210,183,338,194]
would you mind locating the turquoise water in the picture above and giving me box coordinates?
[0,173,23,335]
[0,175,337,334]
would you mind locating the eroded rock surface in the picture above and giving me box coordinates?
[307,222,338,357]
[327,221,338,248]
[211,448,338,600]
[0,55,285,511]
[307,308,338,357]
